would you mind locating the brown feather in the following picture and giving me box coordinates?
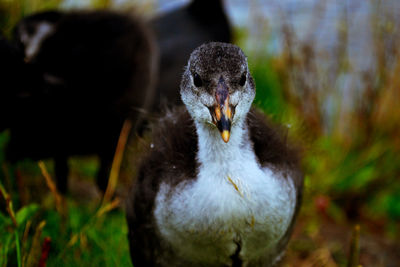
[126,106,304,266]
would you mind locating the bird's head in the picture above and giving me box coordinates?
[180,42,255,143]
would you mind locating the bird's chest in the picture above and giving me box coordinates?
[154,158,296,265]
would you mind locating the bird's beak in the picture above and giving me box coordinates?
[211,77,233,143]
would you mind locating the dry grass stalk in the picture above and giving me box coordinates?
[21,220,32,266]
[25,221,46,267]
[347,224,361,267]
[66,234,79,248]
[97,197,121,218]
[102,119,132,205]
[0,181,17,227]
[64,197,120,253]
[22,220,32,244]
[38,161,65,215]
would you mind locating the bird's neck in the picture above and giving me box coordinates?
[195,118,252,167]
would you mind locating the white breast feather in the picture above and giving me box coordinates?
[154,122,296,265]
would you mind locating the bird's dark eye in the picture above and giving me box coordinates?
[193,73,203,87]
[239,73,247,86]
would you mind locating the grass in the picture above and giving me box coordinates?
[0,159,132,267]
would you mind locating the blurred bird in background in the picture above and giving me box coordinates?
[0,0,232,194]
[2,10,157,193]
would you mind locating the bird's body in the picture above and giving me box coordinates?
[13,10,156,119]
[127,43,303,266]
[0,34,27,131]
[5,10,157,193]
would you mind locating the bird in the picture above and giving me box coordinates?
[151,0,232,110]
[12,10,64,62]
[0,33,25,131]
[0,33,43,133]
[126,42,303,266]
[4,10,157,193]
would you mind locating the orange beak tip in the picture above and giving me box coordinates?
[221,130,230,143]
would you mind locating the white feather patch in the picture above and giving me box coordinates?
[23,22,54,60]
[154,119,297,265]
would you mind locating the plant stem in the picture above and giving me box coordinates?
[15,230,22,267]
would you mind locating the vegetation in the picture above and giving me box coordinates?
[1,0,399,266]
[243,3,400,265]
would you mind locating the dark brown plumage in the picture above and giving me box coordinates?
[3,10,157,193]
[0,34,27,131]
[127,106,303,266]
[126,42,303,266]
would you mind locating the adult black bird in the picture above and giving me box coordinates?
[0,34,26,130]
[4,10,157,193]
[151,0,232,109]
[126,42,303,266]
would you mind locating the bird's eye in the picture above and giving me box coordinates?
[193,73,203,87]
[239,73,247,86]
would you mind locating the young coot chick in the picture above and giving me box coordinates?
[126,42,303,266]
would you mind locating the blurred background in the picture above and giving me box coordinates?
[0,0,399,266]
